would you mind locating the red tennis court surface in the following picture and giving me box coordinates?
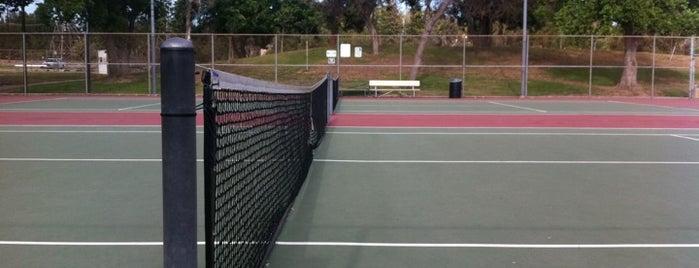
[329,114,699,128]
[1,96,698,128]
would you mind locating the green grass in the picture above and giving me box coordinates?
[546,67,688,86]
[1,41,694,96]
[661,89,689,97]
[20,73,152,94]
[528,80,589,96]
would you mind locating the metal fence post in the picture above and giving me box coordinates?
[84,32,92,94]
[22,33,27,95]
[147,34,153,94]
[160,37,197,268]
[690,36,695,99]
[520,0,529,98]
[589,35,594,97]
[651,35,657,98]
[275,34,279,83]
[211,33,215,69]
[462,34,466,90]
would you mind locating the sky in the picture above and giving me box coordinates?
[23,1,41,14]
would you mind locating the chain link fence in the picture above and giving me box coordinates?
[1,33,697,98]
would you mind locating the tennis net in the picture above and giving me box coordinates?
[202,69,333,268]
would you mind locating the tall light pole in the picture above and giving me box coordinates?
[521,0,528,97]
[150,0,157,95]
[85,0,91,94]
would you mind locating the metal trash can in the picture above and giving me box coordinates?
[449,79,462,98]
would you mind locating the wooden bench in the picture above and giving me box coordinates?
[369,80,420,97]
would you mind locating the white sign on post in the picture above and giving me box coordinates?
[354,47,362,58]
[340,44,351,58]
[326,50,337,65]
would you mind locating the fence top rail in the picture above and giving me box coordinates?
[0,32,696,39]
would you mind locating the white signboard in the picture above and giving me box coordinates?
[326,50,337,64]
[326,50,337,58]
[98,50,108,75]
[354,47,362,58]
[340,44,351,58]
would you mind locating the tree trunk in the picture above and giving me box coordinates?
[105,35,133,77]
[20,6,26,32]
[227,36,234,63]
[618,36,641,88]
[470,18,493,48]
[408,0,453,80]
[367,19,379,55]
[185,0,192,40]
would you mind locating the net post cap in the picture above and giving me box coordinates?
[161,37,194,50]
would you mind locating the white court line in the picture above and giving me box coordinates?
[0,158,162,162]
[0,241,206,246]
[327,126,699,130]
[314,159,699,165]
[0,130,162,133]
[488,101,547,113]
[0,158,205,162]
[0,97,68,105]
[276,241,699,249]
[0,130,204,134]
[118,103,161,111]
[2,158,696,165]
[672,135,699,142]
[2,240,698,249]
[327,131,699,137]
[5,130,696,136]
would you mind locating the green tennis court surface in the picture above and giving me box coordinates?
[2,97,699,267]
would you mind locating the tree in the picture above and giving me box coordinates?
[185,0,199,39]
[352,0,382,55]
[169,0,201,39]
[274,0,323,34]
[201,0,322,59]
[555,0,692,89]
[35,0,83,27]
[373,1,403,35]
[171,0,201,39]
[0,0,34,32]
[37,0,168,77]
[407,0,453,80]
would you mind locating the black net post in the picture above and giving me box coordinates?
[160,37,197,268]
[202,70,215,268]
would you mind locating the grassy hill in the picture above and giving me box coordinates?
[1,40,694,97]
[222,42,695,97]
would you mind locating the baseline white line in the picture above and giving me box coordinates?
[671,135,699,142]
[275,241,699,249]
[327,126,699,130]
[118,103,161,111]
[0,158,161,162]
[488,101,547,113]
[0,130,205,134]
[0,124,163,127]
[3,240,698,249]
[327,131,699,137]
[0,97,68,105]
[314,159,699,165]
[0,130,162,134]
[0,158,205,162]
[0,241,206,246]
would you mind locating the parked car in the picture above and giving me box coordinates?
[41,57,65,69]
